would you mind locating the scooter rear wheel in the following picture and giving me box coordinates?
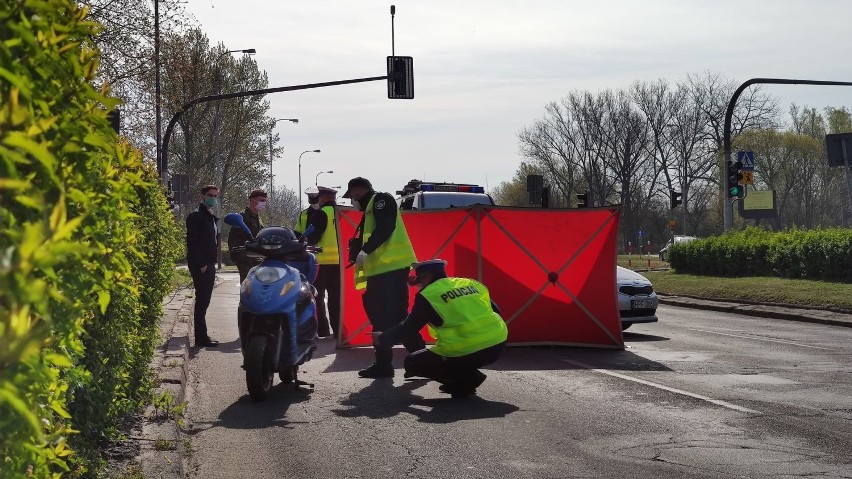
[246,336,273,401]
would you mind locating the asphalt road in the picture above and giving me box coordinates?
[184,273,852,479]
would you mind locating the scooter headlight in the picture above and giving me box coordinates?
[279,280,296,296]
[253,266,285,284]
[241,277,251,295]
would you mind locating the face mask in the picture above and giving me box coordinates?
[351,199,361,210]
[204,197,217,208]
[256,201,267,211]
[311,203,321,210]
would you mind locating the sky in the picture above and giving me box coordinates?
[184,0,852,203]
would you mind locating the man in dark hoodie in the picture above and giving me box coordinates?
[185,185,221,347]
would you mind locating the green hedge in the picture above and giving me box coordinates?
[669,227,852,282]
[0,1,180,477]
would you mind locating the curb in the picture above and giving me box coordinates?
[657,295,852,328]
[140,274,228,479]
[140,288,194,479]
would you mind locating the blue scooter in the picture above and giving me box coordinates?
[224,213,320,402]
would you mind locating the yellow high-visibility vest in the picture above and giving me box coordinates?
[354,194,416,290]
[294,208,310,234]
[421,277,508,357]
[315,205,339,265]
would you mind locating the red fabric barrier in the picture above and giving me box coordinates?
[334,205,623,349]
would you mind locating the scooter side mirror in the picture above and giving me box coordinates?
[224,213,253,239]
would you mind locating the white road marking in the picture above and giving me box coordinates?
[565,359,762,415]
[686,328,837,351]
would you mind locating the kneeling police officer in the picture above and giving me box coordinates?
[374,259,508,398]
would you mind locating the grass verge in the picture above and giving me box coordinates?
[644,270,852,311]
[617,254,669,270]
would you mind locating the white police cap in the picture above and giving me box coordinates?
[411,258,448,273]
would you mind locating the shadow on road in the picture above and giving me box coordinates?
[188,337,242,359]
[189,386,314,434]
[330,379,519,423]
[623,331,671,342]
[492,346,673,372]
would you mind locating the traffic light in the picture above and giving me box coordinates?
[576,191,588,208]
[670,190,682,209]
[387,56,414,99]
[727,160,743,198]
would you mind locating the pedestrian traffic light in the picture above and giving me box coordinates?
[727,160,743,198]
[670,190,682,209]
[576,191,588,208]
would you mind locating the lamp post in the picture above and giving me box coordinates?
[269,118,299,195]
[211,48,255,270]
[212,48,256,188]
[315,170,333,186]
[298,150,321,210]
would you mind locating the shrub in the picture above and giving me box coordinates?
[0,1,180,477]
[671,227,852,282]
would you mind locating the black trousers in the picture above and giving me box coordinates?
[313,264,341,336]
[190,263,216,340]
[362,268,426,366]
[404,341,506,391]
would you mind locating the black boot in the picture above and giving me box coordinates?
[358,363,394,378]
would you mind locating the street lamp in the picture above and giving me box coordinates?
[213,48,256,186]
[315,170,333,186]
[269,118,299,194]
[224,48,256,57]
[298,150,321,210]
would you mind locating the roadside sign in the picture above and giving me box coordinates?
[737,150,755,170]
[637,228,644,238]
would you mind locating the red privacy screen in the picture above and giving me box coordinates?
[334,205,623,349]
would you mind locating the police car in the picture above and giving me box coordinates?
[396,179,495,210]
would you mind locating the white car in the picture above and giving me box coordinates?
[616,266,658,330]
[658,235,698,262]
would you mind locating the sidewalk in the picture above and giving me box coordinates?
[140,274,227,479]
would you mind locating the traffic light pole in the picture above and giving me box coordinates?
[723,78,852,231]
[160,76,387,182]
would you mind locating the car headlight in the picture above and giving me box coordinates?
[254,266,284,284]
[279,280,296,296]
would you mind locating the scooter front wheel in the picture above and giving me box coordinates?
[246,336,274,402]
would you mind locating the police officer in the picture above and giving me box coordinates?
[227,188,267,283]
[374,259,508,398]
[343,176,426,378]
[303,186,341,338]
[294,186,320,236]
